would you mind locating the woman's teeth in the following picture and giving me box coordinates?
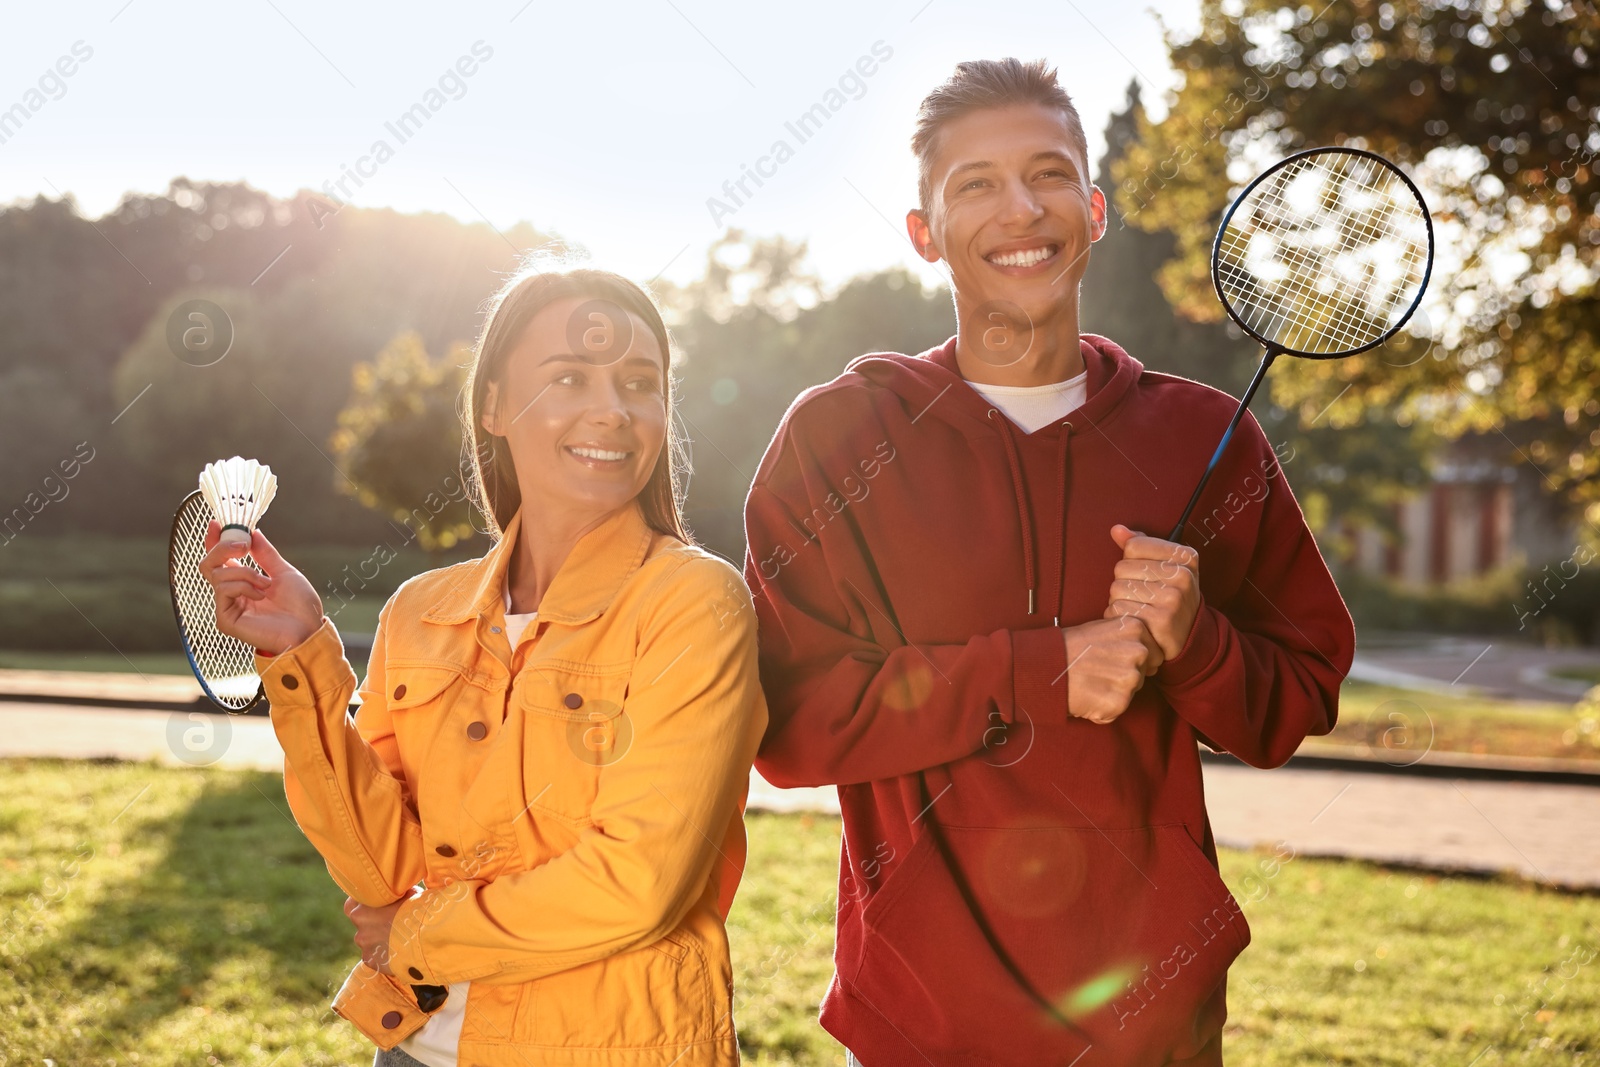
[988,245,1057,268]
[568,446,630,461]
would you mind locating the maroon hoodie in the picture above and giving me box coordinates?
[742,333,1355,1066]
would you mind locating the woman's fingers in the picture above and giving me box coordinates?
[212,563,270,588]
[213,579,267,603]
[198,537,252,579]
[201,559,272,602]
[247,528,290,574]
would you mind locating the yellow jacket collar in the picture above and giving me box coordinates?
[421,501,658,627]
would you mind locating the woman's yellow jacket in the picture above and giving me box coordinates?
[253,501,769,1065]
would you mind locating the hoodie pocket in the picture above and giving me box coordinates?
[855,822,1248,1064]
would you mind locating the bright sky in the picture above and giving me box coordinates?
[0,0,1201,288]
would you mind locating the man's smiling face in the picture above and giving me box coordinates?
[909,102,1106,333]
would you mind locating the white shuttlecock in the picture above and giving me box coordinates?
[199,456,278,545]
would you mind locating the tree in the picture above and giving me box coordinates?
[330,331,476,560]
[657,232,953,557]
[95,183,560,542]
[1115,0,1600,542]
[1084,80,1261,395]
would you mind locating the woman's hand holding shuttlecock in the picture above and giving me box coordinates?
[199,520,324,656]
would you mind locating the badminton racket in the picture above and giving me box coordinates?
[1168,145,1435,541]
[169,490,269,713]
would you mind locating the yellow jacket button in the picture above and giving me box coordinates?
[436,844,457,857]
[563,692,583,709]
[408,966,424,980]
[381,1011,402,1029]
[393,684,407,700]
[281,675,299,691]
[466,721,487,740]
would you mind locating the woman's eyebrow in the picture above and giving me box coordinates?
[538,352,664,369]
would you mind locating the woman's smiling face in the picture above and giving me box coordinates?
[482,293,668,519]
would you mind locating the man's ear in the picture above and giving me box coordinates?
[1089,184,1108,242]
[906,209,942,263]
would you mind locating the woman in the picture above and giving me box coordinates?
[200,263,769,1067]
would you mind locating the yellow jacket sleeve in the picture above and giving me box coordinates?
[256,605,427,906]
[384,556,768,985]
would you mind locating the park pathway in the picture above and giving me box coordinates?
[2,699,1597,889]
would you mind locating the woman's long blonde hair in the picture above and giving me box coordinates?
[462,258,692,544]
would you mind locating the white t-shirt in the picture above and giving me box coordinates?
[967,368,1089,433]
[397,581,537,1067]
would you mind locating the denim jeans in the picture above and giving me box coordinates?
[372,1044,437,1067]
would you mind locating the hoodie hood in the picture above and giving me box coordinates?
[842,331,1143,438]
[842,333,1145,625]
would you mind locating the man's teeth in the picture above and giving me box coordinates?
[569,446,629,461]
[988,245,1057,268]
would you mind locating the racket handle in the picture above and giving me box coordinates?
[1167,348,1279,544]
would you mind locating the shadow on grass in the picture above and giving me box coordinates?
[28,765,357,1055]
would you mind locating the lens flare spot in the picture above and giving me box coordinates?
[1058,963,1141,1019]
[881,660,934,711]
[979,829,1085,918]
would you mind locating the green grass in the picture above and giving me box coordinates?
[1554,665,1600,687]
[1305,680,1600,762]
[1,759,1597,1065]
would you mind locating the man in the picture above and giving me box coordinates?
[742,58,1355,1066]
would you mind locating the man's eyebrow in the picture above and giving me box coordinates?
[1029,150,1079,171]
[946,151,1080,182]
[947,159,994,181]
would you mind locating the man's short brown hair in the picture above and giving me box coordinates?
[911,58,1090,212]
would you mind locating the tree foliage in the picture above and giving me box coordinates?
[330,332,475,557]
[1115,0,1600,536]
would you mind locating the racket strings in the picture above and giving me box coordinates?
[171,495,263,710]
[1215,150,1430,356]
[1222,160,1392,352]
[1220,156,1392,351]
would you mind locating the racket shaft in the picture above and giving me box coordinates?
[1168,349,1277,542]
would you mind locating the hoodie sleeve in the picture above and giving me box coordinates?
[743,442,1066,789]
[1155,413,1355,769]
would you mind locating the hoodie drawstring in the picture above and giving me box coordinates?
[987,409,1036,616]
[987,408,1075,625]
[1054,422,1073,627]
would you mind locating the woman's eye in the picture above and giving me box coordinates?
[554,372,583,386]
[628,378,661,393]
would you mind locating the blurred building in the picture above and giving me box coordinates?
[1348,437,1577,585]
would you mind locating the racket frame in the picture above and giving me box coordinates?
[168,489,268,715]
[1209,144,1435,360]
